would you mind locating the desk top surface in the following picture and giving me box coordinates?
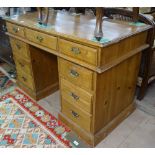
[4,10,152,47]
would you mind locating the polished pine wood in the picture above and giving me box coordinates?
[94,53,142,133]
[62,98,92,132]
[59,31,148,146]
[6,22,25,38]
[4,11,151,147]
[4,11,151,47]
[59,39,98,66]
[10,37,59,100]
[10,38,30,60]
[25,28,57,50]
[27,46,59,100]
[60,78,93,114]
[102,7,155,100]
[13,55,33,76]
[59,58,95,92]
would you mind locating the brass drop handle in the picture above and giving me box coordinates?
[71,110,79,118]
[2,25,7,32]
[19,62,24,67]
[70,92,79,101]
[70,69,79,77]
[16,43,21,50]
[36,36,43,42]
[71,47,81,55]
[13,27,19,33]
[22,76,27,81]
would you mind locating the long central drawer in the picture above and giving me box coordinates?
[25,28,57,50]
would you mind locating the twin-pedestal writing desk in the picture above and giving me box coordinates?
[4,11,151,146]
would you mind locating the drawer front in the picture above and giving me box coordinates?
[59,58,94,91]
[25,28,57,50]
[10,38,30,60]
[62,99,92,132]
[59,39,98,66]
[17,69,35,90]
[6,22,25,38]
[61,78,93,114]
[14,56,32,76]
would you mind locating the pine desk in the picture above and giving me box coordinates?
[4,11,152,146]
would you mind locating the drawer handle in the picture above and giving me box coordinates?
[71,47,81,55]
[70,69,79,77]
[19,62,24,67]
[71,110,79,118]
[2,25,7,32]
[70,92,79,101]
[22,76,27,82]
[36,36,43,42]
[12,27,19,33]
[16,43,21,50]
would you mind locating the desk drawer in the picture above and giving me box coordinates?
[62,99,92,132]
[61,78,93,114]
[59,58,94,91]
[59,39,98,66]
[14,56,32,76]
[25,28,57,50]
[6,22,25,38]
[17,70,35,90]
[10,38,30,60]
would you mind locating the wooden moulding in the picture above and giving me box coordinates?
[4,12,152,147]
[97,44,149,73]
[94,103,135,146]
[59,103,135,147]
[7,32,149,74]
[5,11,152,48]
[17,81,59,101]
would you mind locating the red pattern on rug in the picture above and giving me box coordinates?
[0,88,72,147]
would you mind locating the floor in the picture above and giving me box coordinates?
[136,83,155,117]
[37,85,155,148]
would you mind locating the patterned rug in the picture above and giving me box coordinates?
[0,70,15,96]
[0,89,72,148]
[0,66,87,148]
